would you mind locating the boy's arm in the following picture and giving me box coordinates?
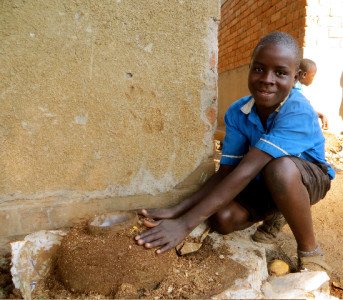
[144,164,236,219]
[317,111,328,130]
[135,147,272,253]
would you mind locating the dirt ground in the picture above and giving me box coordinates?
[31,216,247,299]
[0,132,342,299]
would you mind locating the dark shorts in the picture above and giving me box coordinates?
[235,156,331,222]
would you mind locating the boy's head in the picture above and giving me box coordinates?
[299,58,317,86]
[248,31,300,114]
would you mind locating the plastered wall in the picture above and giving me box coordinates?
[0,0,220,240]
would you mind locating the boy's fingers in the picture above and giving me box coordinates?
[140,209,149,217]
[143,219,160,228]
[137,231,163,245]
[135,226,159,240]
[144,237,167,249]
[136,208,152,217]
[134,220,160,241]
[156,242,174,254]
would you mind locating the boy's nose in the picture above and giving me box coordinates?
[260,71,275,84]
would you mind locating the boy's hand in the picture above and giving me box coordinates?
[138,207,180,220]
[135,217,190,254]
[317,112,329,130]
[320,115,329,130]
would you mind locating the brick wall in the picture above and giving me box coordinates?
[218,0,307,74]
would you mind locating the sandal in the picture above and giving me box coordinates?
[298,248,332,275]
[252,212,287,244]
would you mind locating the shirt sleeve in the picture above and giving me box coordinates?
[254,103,319,158]
[220,105,249,166]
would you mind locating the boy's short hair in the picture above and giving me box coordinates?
[300,58,317,72]
[251,31,301,69]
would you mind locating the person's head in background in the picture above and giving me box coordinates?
[299,58,317,86]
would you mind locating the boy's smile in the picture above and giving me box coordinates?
[248,43,299,117]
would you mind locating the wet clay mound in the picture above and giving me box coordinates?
[56,212,176,296]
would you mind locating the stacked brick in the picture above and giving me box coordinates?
[218,0,306,74]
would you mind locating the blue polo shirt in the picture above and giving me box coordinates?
[220,88,335,179]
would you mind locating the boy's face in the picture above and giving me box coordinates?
[248,43,298,115]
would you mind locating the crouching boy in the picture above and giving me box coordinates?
[135,31,334,273]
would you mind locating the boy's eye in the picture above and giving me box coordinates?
[254,67,263,72]
[276,70,287,76]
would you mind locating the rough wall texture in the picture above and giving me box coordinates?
[0,1,220,204]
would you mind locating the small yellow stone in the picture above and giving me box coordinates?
[268,259,290,276]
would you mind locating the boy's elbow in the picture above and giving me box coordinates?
[218,164,235,176]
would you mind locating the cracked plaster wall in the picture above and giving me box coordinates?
[0,0,220,202]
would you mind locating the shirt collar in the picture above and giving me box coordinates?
[240,98,255,114]
[240,94,290,114]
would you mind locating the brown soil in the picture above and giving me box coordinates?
[324,131,343,172]
[56,219,176,296]
[34,232,247,299]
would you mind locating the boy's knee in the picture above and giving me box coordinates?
[262,156,301,185]
[209,210,234,234]
[209,205,249,235]
[209,212,230,234]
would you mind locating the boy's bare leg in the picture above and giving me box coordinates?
[263,157,316,251]
[263,158,332,273]
[208,201,254,234]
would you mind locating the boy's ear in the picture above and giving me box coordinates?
[294,69,301,83]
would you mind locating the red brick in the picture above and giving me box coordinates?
[262,2,272,13]
[257,0,264,8]
[275,1,286,11]
[218,0,307,72]
[271,11,281,23]
[249,1,258,13]
[274,17,286,29]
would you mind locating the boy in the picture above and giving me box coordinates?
[254,58,330,244]
[135,32,334,273]
[295,58,329,129]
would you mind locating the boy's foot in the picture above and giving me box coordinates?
[251,212,287,244]
[298,247,332,274]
